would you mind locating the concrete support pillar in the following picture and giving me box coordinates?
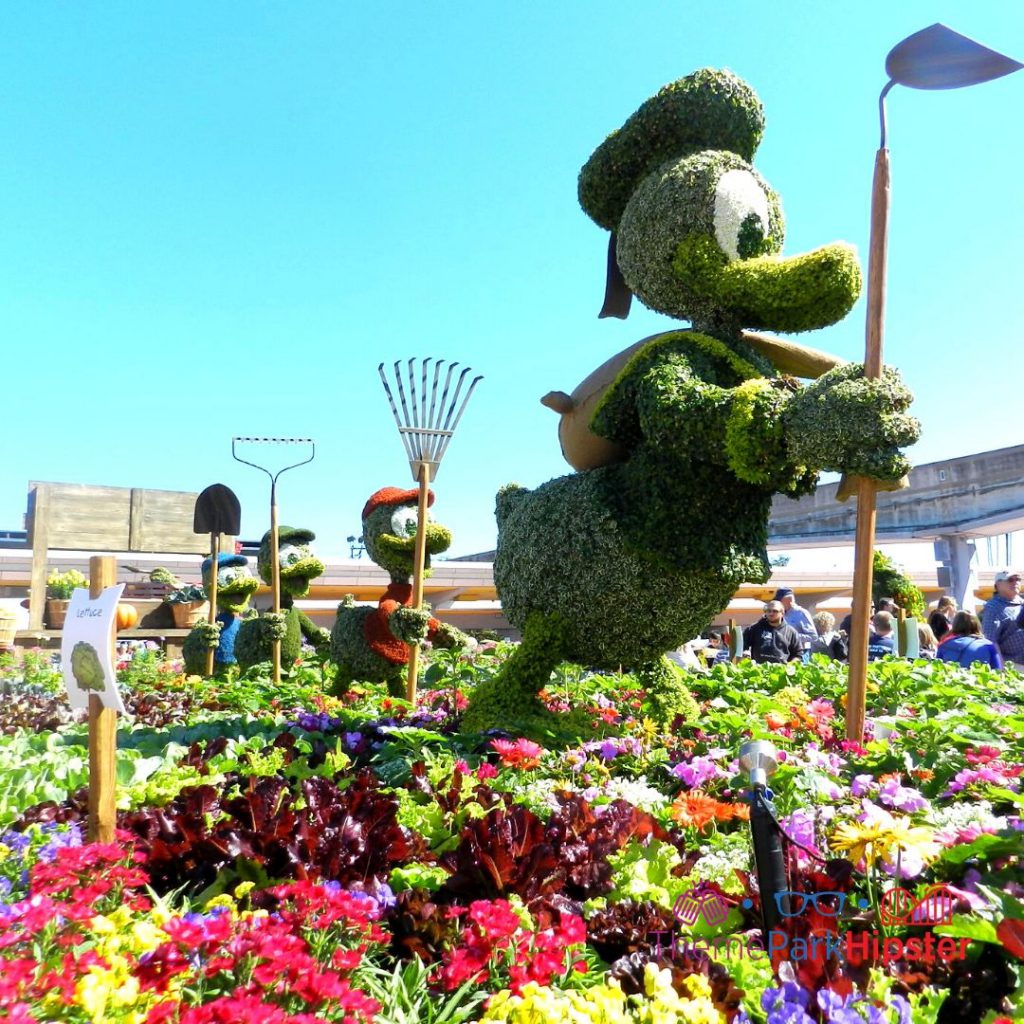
[935,535,978,613]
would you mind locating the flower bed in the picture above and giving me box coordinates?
[1,644,1023,1022]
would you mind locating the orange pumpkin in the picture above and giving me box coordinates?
[116,603,139,631]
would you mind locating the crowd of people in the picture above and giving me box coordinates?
[690,571,1024,671]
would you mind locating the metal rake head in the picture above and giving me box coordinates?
[231,437,316,484]
[378,359,482,481]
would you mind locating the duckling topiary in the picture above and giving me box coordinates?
[464,67,919,733]
[234,526,331,672]
[182,553,260,675]
[329,487,467,696]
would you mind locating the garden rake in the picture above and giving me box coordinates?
[379,359,482,702]
[231,437,316,683]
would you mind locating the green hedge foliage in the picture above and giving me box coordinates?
[616,151,784,324]
[579,68,764,231]
[873,551,926,619]
[784,364,920,481]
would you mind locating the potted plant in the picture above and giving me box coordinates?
[46,568,88,628]
[150,567,209,628]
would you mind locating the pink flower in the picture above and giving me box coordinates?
[489,738,544,770]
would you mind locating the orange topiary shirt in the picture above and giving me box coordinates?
[363,582,442,665]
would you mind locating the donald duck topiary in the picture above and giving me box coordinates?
[234,526,331,672]
[464,68,919,733]
[329,486,467,696]
[182,553,260,675]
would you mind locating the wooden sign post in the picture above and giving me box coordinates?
[88,555,118,843]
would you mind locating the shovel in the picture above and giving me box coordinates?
[194,484,242,676]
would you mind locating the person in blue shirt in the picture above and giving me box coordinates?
[774,588,816,650]
[937,611,1003,670]
[981,569,1024,670]
[867,610,897,660]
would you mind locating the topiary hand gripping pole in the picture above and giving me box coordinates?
[379,359,481,703]
[231,438,316,683]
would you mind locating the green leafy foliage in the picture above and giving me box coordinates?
[872,549,926,618]
[579,68,765,231]
[785,364,920,482]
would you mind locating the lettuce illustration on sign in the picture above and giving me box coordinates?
[70,642,105,693]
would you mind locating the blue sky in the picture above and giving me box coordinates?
[3,2,1022,560]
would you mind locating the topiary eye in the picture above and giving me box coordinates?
[279,544,301,567]
[390,509,418,537]
[713,169,772,261]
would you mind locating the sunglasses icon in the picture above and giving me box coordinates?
[775,890,847,918]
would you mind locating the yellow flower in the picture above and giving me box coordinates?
[830,821,893,867]
[481,973,726,1024]
[831,813,939,868]
[76,960,144,1022]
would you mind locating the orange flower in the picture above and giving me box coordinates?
[670,790,750,830]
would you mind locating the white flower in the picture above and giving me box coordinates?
[594,776,669,812]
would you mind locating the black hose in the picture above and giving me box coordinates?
[749,786,788,937]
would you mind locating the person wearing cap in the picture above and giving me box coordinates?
[982,569,1024,670]
[774,588,816,650]
[744,602,803,664]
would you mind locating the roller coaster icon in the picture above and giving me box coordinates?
[878,884,957,927]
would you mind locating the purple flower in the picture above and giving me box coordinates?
[945,764,1020,796]
[562,748,586,770]
[878,777,929,813]
[778,809,823,859]
[0,831,31,857]
[816,988,880,1024]
[851,774,876,798]
[761,980,814,1024]
[599,740,620,761]
[345,879,394,913]
[672,754,726,789]
[36,825,83,864]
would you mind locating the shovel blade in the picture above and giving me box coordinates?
[194,484,241,536]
